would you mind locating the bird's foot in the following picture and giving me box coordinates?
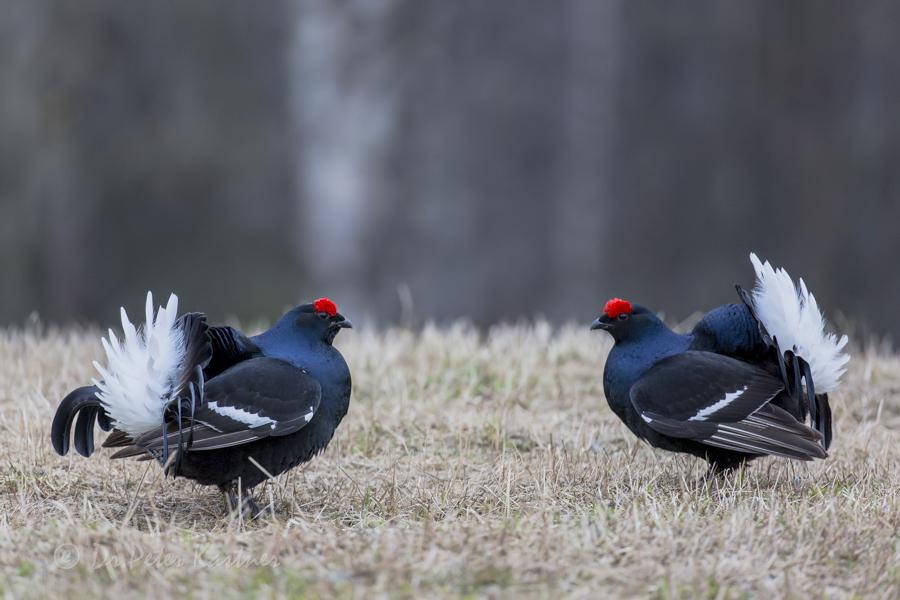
[220,484,270,519]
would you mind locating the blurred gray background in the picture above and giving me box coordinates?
[1,1,898,337]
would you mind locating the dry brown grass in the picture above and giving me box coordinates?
[0,318,898,599]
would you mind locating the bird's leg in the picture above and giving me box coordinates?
[243,495,262,519]
[219,482,263,518]
[220,483,240,513]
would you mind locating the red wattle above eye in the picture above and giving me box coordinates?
[604,298,632,319]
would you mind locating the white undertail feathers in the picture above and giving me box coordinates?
[92,292,188,437]
[748,253,849,392]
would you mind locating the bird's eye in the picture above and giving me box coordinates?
[317,311,331,319]
[617,313,629,321]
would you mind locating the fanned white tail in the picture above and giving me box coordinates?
[748,253,850,392]
[92,292,187,437]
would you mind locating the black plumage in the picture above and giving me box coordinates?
[591,256,848,474]
[52,296,352,516]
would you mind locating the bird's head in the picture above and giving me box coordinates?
[286,298,352,345]
[590,298,662,344]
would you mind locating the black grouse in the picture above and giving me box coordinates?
[591,253,849,474]
[52,293,352,516]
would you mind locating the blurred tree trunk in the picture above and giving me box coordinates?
[293,0,622,326]
[0,0,297,325]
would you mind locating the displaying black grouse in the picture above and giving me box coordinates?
[591,253,849,474]
[52,294,352,516]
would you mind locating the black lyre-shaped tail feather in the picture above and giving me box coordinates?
[772,337,791,396]
[159,370,204,475]
[773,345,832,449]
[168,312,212,411]
[798,356,832,449]
[816,392,833,449]
[787,351,806,417]
[51,386,106,457]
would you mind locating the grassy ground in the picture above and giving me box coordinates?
[0,318,897,599]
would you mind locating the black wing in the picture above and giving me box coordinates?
[107,357,321,458]
[631,351,826,461]
[204,326,261,379]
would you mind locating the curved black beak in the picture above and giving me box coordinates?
[590,316,612,331]
[333,312,353,329]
